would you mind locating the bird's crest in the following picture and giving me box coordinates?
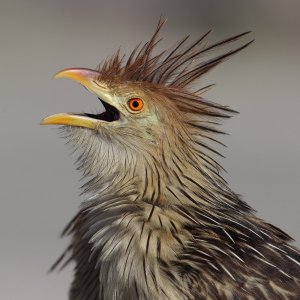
[97,18,253,90]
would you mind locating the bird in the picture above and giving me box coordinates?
[41,19,300,300]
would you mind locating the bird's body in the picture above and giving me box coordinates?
[42,20,300,299]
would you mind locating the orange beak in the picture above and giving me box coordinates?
[40,68,111,129]
[41,113,98,129]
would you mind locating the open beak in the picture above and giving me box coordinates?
[41,68,119,129]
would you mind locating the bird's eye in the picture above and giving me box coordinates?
[128,98,144,112]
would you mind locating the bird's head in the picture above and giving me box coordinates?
[41,20,252,203]
[42,67,187,153]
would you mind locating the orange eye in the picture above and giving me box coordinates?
[128,98,144,112]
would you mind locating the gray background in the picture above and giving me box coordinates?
[1,0,299,299]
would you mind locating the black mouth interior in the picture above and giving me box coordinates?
[84,98,120,122]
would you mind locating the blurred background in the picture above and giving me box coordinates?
[0,0,299,299]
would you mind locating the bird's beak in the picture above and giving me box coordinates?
[41,68,115,129]
[40,113,99,129]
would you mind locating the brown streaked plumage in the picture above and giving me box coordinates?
[41,19,300,299]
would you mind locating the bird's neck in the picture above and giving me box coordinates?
[78,147,259,299]
[81,180,198,299]
[71,129,266,298]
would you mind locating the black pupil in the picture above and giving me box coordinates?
[132,100,139,108]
